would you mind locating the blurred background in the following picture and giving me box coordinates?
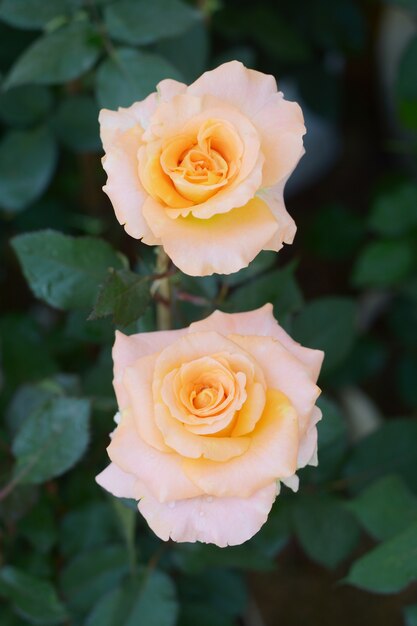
[1,0,417,625]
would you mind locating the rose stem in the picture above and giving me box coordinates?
[155,247,172,331]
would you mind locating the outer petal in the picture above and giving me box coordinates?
[156,78,187,101]
[187,61,277,119]
[107,412,202,502]
[252,93,305,187]
[100,96,160,243]
[183,389,299,498]
[143,196,279,276]
[297,406,322,468]
[96,462,137,498]
[231,335,321,434]
[99,94,157,152]
[258,183,297,250]
[138,482,278,547]
[190,305,324,381]
[124,357,172,453]
[113,328,185,408]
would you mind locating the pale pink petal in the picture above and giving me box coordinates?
[258,183,297,249]
[138,482,277,547]
[124,357,171,452]
[99,94,157,152]
[107,412,202,502]
[231,335,321,434]
[282,474,299,492]
[156,78,187,101]
[297,406,322,468]
[96,462,136,498]
[252,93,305,187]
[187,61,277,119]
[99,96,160,242]
[190,305,324,382]
[112,328,186,408]
[143,195,279,276]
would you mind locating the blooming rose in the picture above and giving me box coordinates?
[96,305,324,547]
[99,61,305,276]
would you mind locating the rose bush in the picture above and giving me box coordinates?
[99,61,305,276]
[97,305,323,546]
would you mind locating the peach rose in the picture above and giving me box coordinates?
[96,305,324,547]
[99,61,305,276]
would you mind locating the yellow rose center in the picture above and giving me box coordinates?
[139,118,243,208]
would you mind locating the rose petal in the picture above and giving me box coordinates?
[124,356,171,452]
[231,335,321,434]
[138,482,278,547]
[96,462,137,499]
[183,389,299,498]
[156,78,187,101]
[143,195,279,276]
[190,305,324,382]
[107,411,202,502]
[154,402,251,461]
[113,328,186,408]
[297,406,322,468]
[188,61,277,120]
[252,93,305,187]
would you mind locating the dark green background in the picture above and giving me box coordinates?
[1,1,417,625]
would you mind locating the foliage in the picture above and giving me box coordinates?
[1,0,417,624]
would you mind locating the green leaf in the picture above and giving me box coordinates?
[89,268,151,327]
[0,85,53,126]
[96,47,181,109]
[293,493,360,569]
[0,0,80,30]
[156,20,209,83]
[104,0,199,46]
[60,545,129,613]
[6,383,53,436]
[12,230,126,310]
[316,395,347,448]
[353,239,415,288]
[405,604,417,626]
[4,21,100,89]
[369,183,417,237]
[12,396,90,484]
[0,127,56,213]
[86,569,178,626]
[343,418,417,493]
[19,498,58,553]
[227,262,303,319]
[59,502,119,558]
[251,499,291,558]
[0,566,68,625]
[51,95,100,152]
[346,521,417,593]
[292,297,357,373]
[348,475,417,542]
[111,498,136,571]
